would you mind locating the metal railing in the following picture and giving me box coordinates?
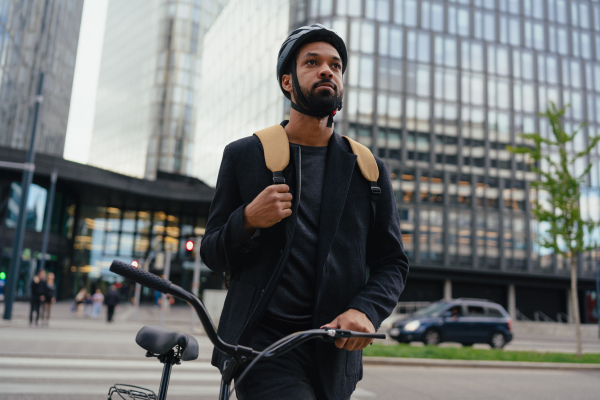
[556,312,571,323]
[534,311,555,322]
[516,309,531,321]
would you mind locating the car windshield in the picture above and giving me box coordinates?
[413,302,448,317]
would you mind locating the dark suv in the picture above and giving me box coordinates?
[388,298,513,349]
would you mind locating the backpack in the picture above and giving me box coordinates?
[253,124,381,223]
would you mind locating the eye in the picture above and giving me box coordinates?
[332,62,342,70]
[306,59,317,65]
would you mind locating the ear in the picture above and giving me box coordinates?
[281,73,293,95]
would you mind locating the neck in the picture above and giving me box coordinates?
[285,107,333,146]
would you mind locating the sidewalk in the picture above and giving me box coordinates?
[0,300,203,333]
[1,300,599,371]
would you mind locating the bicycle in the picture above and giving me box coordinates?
[106,260,386,400]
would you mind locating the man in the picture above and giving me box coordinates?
[104,284,120,323]
[201,24,409,400]
[29,269,46,326]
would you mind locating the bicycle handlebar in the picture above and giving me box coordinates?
[110,260,173,294]
[109,259,386,361]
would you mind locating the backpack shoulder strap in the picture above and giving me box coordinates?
[341,136,379,181]
[254,125,289,184]
[342,136,381,228]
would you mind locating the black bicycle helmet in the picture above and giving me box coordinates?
[277,24,348,127]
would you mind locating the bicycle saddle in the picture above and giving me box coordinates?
[135,325,199,361]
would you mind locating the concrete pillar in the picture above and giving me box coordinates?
[444,280,452,301]
[508,284,516,320]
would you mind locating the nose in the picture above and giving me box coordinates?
[319,65,333,78]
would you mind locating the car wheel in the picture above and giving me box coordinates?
[489,332,506,349]
[423,329,441,346]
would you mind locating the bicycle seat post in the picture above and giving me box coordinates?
[156,348,180,400]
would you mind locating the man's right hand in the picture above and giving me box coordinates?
[243,184,292,236]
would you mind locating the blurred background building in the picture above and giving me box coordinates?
[88,0,227,180]
[0,0,83,156]
[195,0,600,323]
[1,0,599,319]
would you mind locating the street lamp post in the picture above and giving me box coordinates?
[3,73,44,321]
[38,168,57,271]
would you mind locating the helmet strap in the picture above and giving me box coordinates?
[289,60,341,128]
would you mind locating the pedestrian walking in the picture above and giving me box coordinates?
[29,270,46,326]
[74,288,87,318]
[104,284,120,323]
[84,292,93,318]
[40,272,56,327]
[200,24,409,400]
[92,288,104,318]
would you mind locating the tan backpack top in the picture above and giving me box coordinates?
[254,124,381,223]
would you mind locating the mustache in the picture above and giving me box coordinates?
[312,79,337,91]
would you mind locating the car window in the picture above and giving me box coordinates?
[466,305,485,316]
[414,302,448,317]
[487,308,503,318]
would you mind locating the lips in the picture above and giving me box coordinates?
[317,82,334,89]
[314,80,336,91]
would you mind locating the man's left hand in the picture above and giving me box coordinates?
[321,309,375,351]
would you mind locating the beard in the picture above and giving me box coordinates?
[294,79,343,117]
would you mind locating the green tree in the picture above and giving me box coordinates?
[508,102,600,356]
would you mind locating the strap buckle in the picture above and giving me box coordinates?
[273,171,285,185]
[370,184,381,200]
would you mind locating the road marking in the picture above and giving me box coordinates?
[0,382,221,396]
[0,368,221,381]
[0,356,214,370]
[352,387,376,398]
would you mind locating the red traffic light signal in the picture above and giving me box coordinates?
[185,240,194,252]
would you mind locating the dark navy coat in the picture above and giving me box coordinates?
[200,129,409,400]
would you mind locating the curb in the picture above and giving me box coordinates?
[363,356,600,370]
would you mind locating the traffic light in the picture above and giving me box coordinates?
[131,260,139,268]
[185,240,194,252]
[184,238,197,260]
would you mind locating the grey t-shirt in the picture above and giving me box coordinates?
[266,143,328,324]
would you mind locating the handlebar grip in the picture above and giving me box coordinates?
[109,260,172,294]
[327,329,386,340]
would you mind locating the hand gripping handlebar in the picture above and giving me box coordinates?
[110,260,172,294]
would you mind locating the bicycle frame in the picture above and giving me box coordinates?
[109,260,385,400]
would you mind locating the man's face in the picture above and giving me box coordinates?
[283,41,344,114]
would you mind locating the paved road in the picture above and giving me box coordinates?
[359,365,600,400]
[1,353,599,400]
[1,301,599,399]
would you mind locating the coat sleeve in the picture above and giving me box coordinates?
[345,160,409,330]
[200,143,261,273]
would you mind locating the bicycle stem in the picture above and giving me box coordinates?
[167,283,260,359]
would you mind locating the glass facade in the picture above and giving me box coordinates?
[70,204,208,300]
[193,0,291,186]
[0,147,214,302]
[290,0,600,280]
[0,176,76,300]
[89,0,227,180]
[0,0,83,156]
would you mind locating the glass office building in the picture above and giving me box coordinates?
[193,0,291,186]
[0,0,83,156]
[197,0,600,321]
[89,0,227,180]
[0,145,215,302]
